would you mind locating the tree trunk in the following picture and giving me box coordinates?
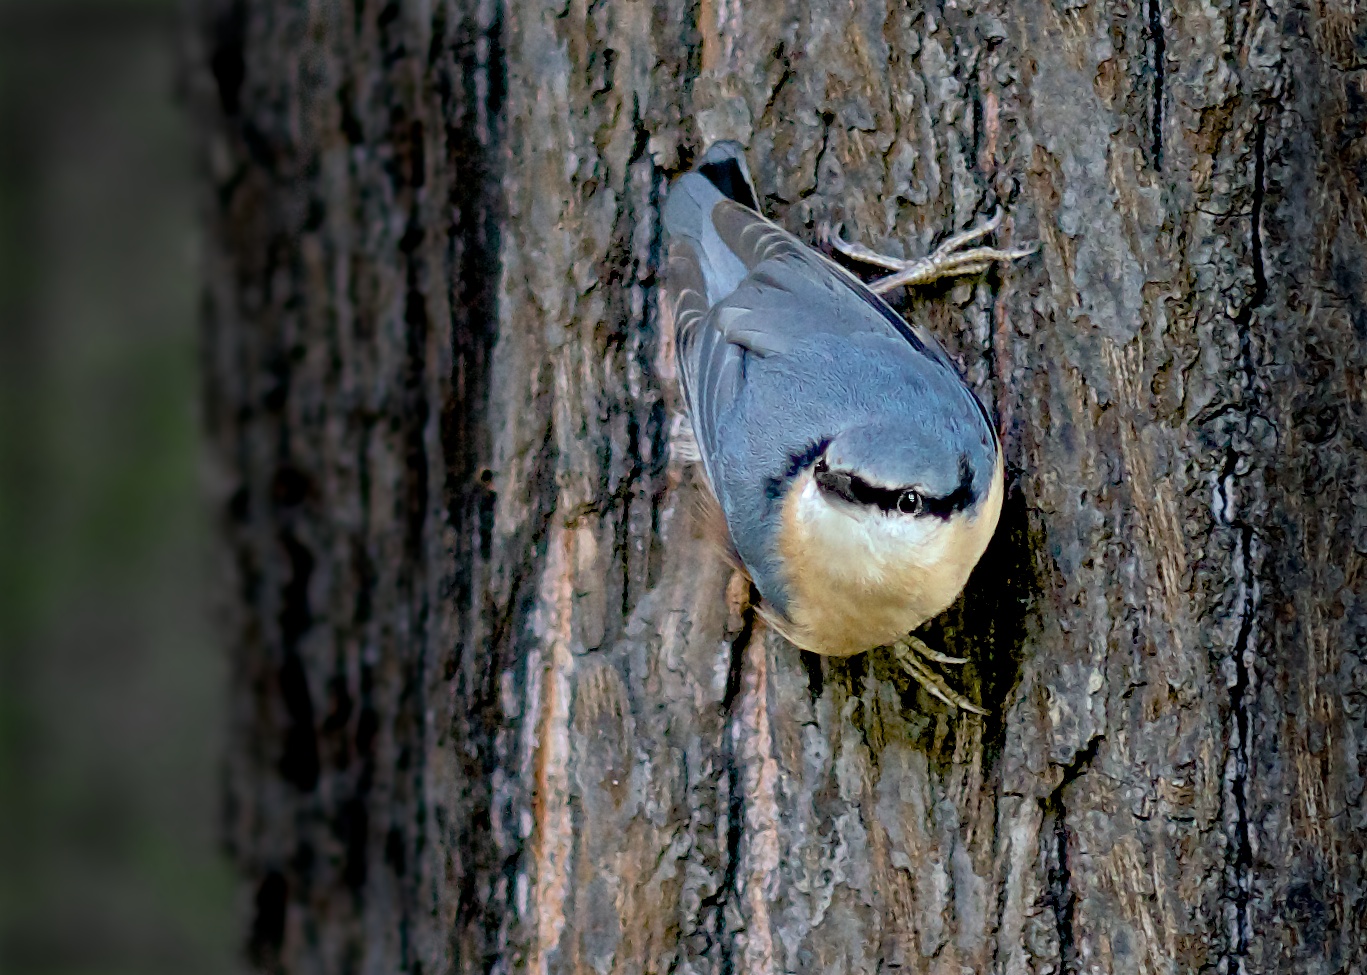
[189,0,1367,971]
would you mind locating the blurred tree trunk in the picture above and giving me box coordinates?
[189,0,1367,971]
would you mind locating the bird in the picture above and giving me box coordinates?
[660,140,1033,713]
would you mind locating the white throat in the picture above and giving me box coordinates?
[794,476,955,576]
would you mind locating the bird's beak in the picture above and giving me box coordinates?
[813,461,856,506]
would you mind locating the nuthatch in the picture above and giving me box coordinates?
[662,141,1034,712]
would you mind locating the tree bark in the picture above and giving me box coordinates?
[190,0,1367,971]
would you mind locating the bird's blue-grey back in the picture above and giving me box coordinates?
[661,142,996,616]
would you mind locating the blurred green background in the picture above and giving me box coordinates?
[0,1,238,972]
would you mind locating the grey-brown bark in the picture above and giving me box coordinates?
[190,0,1367,971]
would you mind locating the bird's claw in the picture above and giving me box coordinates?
[668,412,702,464]
[887,635,988,715]
[825,209,1038,295]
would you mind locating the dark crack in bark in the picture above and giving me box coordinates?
[1147,0,1166,170]
[1042,736,1100,975]
[699,596,759,975]
[1219,115,1268,975]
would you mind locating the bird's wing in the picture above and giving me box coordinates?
[663,237,744,499]
[707,200,957,364]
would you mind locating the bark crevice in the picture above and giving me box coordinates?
[1219,114,1269,973]
[1042,736,1100,975]
[708,600,760,975]
[1147,0,1165,169]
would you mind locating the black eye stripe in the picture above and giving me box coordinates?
[846,474,904,510]
[814,466,905,511]
[814,458,977,518]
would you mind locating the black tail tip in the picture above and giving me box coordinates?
[696,140,759,212]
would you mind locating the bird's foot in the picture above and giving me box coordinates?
[823,209,1038,295]
[668,412,702,464]
[887,635,988,715]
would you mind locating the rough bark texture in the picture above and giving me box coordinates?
[190,0,1367,971]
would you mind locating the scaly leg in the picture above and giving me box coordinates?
[824,209,1038,295]
[668,412,702,464]
[887,635,987,715]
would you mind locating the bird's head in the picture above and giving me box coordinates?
[773,417,1003,654]
[811,416,997,549]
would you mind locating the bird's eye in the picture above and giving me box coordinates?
[896,490,923,515]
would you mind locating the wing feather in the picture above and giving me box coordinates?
[708,200,956,366]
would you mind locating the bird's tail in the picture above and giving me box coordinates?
[661,141,759,304]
